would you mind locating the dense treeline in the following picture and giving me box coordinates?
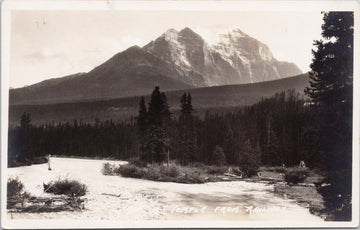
[8,119,139,165]
[8,89,314,169]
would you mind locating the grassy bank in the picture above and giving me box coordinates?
[102,162,238,184]
[103,162,327,219]
[261,167,327,220]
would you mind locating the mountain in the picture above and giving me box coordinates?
[10,27,302,105]
[9,74,309,127]
[143,27,302,86]
[10,46,193,105]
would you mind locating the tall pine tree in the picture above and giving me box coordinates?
[305,12,353,220]
[137,96,147,158]
[19,112,32,163]
[142,87,171,164]
[178,92,197,164]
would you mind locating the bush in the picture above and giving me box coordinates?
[284,168,308,184]
[116,164,145,178]
[238,139,260,177]
[212,145,227,166]
[102,162,207,184]
[7,177,32,208]
[205,165,228,175]
[44,179,87,197]
[102,163,115,175]
[7,177,24,201]
[144,167,161,181]
[240,165,259,177]
[182,169,206,184]
[160,165,180,178]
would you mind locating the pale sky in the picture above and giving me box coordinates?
[10,10,323,88]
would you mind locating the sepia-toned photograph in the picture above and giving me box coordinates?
[1,0,359,228]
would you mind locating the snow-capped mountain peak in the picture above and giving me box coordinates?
[163,28,179,42]
[218,28,249,43]
[9,27,303,106]
[144,27,301,86]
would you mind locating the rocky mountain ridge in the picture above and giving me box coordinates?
[10,27,302,105]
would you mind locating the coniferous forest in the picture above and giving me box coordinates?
[7,12,353,221]
[8,89,314,168]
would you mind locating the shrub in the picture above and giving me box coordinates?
[44,179,87,197]
[238,139,260,177]
[284,168,308,184]
[240,164,259,177]
[238,153,260,177]
[102,163,115,175]
[144,167,161,181]
[102,161,208,184]
[212,145,227,166]
[7,177,32,209]
[116,164,145,178]
[232,167,243,176]
[7,177,24,201]
[180,169,206,184]
[160,165,180,178]
[205,165,228,175]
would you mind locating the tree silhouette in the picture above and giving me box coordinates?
[142,87,171,164]
[212,145,226,166]
[305,11,353,221]
[137,96,147,155]
[18,112,32,162]
[20,112,31,129]
[147,87,170,126]
[178,93,197,164]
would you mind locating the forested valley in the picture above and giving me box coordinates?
[8,89,317,169]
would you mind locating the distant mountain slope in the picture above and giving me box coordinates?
[10,46,193,105]
[9,74,309,127]
[10,27,301,106]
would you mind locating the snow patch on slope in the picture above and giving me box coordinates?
[259,45,273,62]
[162,29,192,71]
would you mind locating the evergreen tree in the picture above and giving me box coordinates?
[305,12,353,220]
[137,96,147,154]
[212,145,226,166]
[143,87,171,164]
[18,112,32,163]
[178,92,197,164]
[148,87,170,126]
[20,112,31,129]
[238,139,260,177]
[224,125,238,164]
[264,115,281,165]
[141,124,167,163]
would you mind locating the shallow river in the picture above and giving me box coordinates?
[5,157,323,228]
